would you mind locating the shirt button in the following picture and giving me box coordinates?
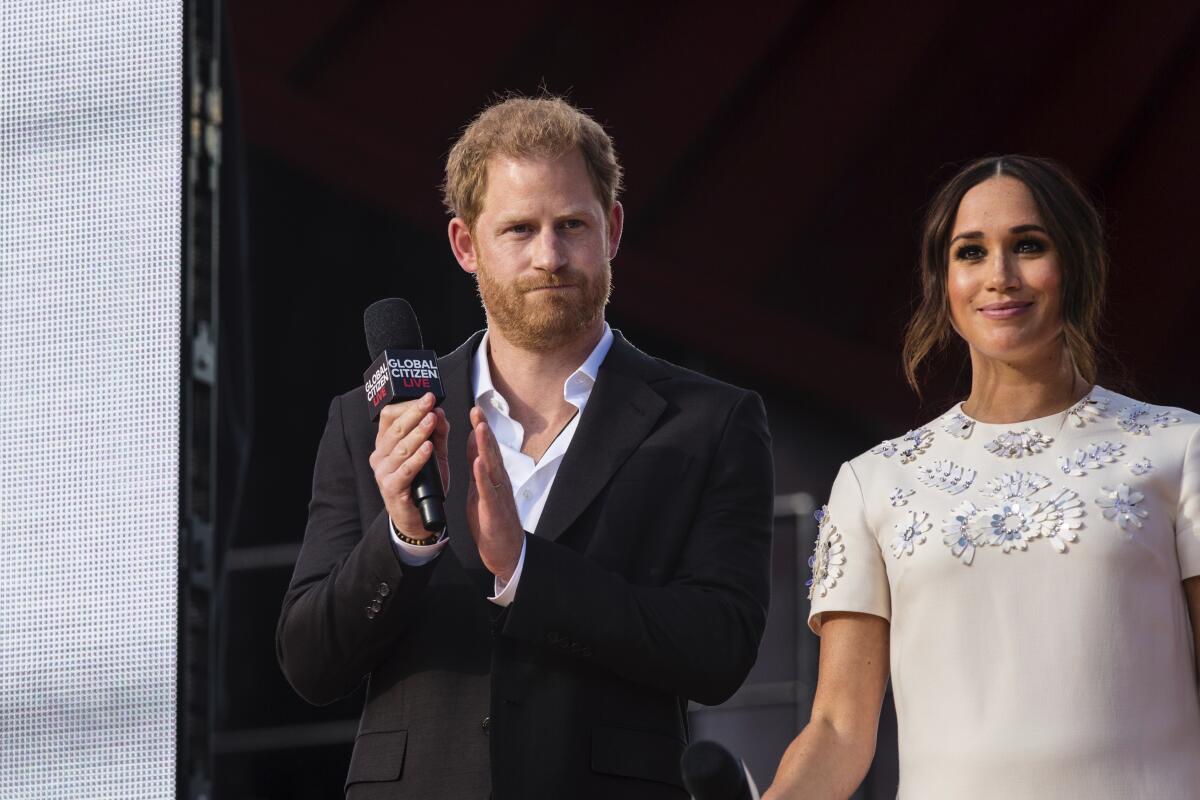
[378,582,390,597]
[521,489,532,501]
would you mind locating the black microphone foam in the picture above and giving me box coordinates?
[364,297,423,358]
[680,740,752,800]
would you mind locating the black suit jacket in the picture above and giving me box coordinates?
[277,331,774,799]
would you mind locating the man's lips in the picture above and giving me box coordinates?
[978,301,1033,319]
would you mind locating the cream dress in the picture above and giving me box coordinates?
[807,387,1200,799]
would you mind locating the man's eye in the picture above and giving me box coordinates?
[954,244,985,261]
[560,219,583,230]
[508,224,531,235]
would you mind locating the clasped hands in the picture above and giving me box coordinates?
[369,393,523,582]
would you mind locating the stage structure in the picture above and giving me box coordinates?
[0,1,221,797]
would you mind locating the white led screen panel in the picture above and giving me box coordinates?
[0,1,182,797]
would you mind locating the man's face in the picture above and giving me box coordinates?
[451,148,622,352]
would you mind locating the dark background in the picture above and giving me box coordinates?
[212,1,1200,796]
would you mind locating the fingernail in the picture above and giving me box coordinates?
[422,413,434,427]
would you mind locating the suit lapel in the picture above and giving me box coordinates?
[439,331,492,591]
[534,332,667,542]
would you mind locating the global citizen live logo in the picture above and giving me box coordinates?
[363,349,443,415]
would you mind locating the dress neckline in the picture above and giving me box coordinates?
[948,385,1104,432]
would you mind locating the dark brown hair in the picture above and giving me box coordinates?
[902,155,1108,396]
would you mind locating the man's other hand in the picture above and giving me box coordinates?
[465,406,524,582]
[369,392,449,540]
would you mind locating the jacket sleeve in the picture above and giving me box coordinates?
[499,390,774,706]
[275,394,439,705]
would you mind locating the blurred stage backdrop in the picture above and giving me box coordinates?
[213,2,1200,797]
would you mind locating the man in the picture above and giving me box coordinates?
[277,96,773,799]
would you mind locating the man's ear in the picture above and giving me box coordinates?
[448,217,478,274]
[607,201,624,261]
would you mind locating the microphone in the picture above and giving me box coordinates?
[362,298,446,533]
[680,740,761,800]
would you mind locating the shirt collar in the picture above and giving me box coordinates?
[472,322,614,413]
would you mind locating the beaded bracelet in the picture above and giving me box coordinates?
[395,526,445,546]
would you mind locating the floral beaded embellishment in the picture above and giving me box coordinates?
[888,487,914,507]
[983,428,1054,458]
[942,500,980,564]
[890,510,931,558]
[916,459,977,495]
[1057,441,1126,477]
[967,470,1083,554]
[873,428,933,463]
[1127,458,1153,476]
[942,412,975,439]
[1067,392,1109,427]
[1117,403,1180,435]
[1095,483,1149,530]
[976,488,1084,553]
[806,505,846,599]
[981,470,1050,500]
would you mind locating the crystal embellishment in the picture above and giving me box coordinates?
[943,412,975,439]
[983,429,1054,458]
[806,505,845,599]
[891,510,931,558]
[942,501,980,564]
[1153,410,1181,428]
[1127,458,1153,476]
[873,428,934,463]
[870,440,897,458]
[1057,441,1126,476]
[969,473,1083,555]
[1067,393,1109,427]
[1116,404,1177,435]
[981,470,1051,500]
[917,459,977,495]
[1095,484,1148,530]
[974,489,1083,553]
[889,487,914,507]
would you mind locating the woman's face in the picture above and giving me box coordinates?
[947,175,1064,367]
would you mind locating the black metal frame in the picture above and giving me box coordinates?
[181,0,222,796]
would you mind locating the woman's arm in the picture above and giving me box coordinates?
[1186,576,1200,682]
[763,612,890,800]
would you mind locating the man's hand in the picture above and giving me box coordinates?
[465,406,524,582]
[369,392,449,540]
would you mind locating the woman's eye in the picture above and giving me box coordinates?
[1015,238,1045,254]
[954,244,985,261]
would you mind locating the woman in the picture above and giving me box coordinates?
[765,156,1200,799]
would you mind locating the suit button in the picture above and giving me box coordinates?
[481,716,490,733]
[378,582,390,597]
[370,599,382,612]
[365,605,377,620]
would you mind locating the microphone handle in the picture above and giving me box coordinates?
[412,457,446,532]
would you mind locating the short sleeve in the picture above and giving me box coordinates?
[1176,426,1200,579]
[807,461,890,634]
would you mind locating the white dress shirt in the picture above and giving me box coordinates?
[390,323,614,606]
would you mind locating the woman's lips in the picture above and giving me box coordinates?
[978,301,1033,319]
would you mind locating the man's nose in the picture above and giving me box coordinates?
[530,228,568,272]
